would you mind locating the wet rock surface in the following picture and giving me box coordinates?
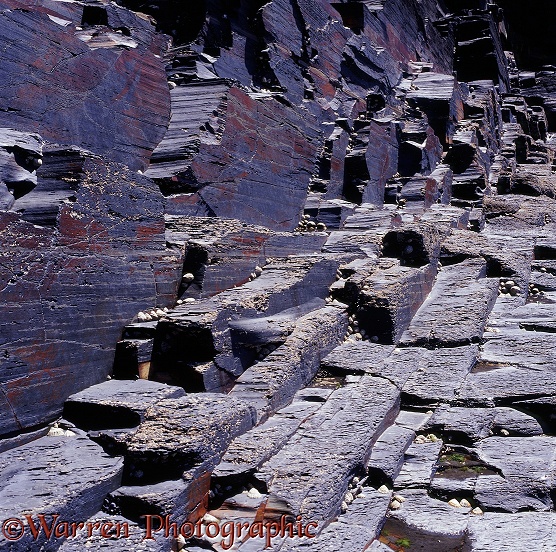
[1,0,556,551]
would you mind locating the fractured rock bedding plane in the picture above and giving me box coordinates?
[2,0,556,550]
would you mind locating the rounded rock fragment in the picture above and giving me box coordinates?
[448,499,461,508]
[471,507,484,515]
[393,495,406,503]
[460,499,472,508]
[509,286,520,296]
[182,273,194,284]
[377,485,390,494]
[254,266,263,276]
[340,501,348,513]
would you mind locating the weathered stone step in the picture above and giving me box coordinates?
[124,393,255,485]
[400,259,498,347]
[213,387,332,489]
[63,379,185,430]
[472,436,556,512]
[229,305,348,422]
[423,405,543,444]
[255,375,400,524]
[0,435,123,551]
[380,489,469,552]
[151,255,343,387]
[338,258,437,344]
[165,215,327,299]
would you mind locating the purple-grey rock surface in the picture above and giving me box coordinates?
[1,0,556,550]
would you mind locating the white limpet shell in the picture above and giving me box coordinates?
[203,513,219,524]
[247,487,262,499]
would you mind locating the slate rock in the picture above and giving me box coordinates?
[383,489,469,552]
[230,305,348,421]
[473,436,556,512]
[400,259,498,347]
[64,379,186,430]
[0,435,123,552]
[257,376,400,523]
[125,394,256,484]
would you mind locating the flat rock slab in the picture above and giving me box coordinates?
[455,366,556,406]
[0,435,123,551]
[480,328,556,370]
[64,379,186,430]
[473,436,556,512]
[394,441,443,490]
[466,512,556,551]
[321,342,395,375]
[383,489,469,552]
[424,405,543,442]
[125,394,256,483]
[213,391,326,485]
[326,346,417,388]
[257,376,400,523]
[279,490,391,551]
[367,424,415,484]
[400,259,498,347]
[401,345,478,405]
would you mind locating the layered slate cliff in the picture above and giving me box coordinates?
[2,0,556,550]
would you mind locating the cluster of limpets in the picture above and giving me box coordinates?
[448,498,483,515]
[295,214,327,232]
[248,265,263,281]
[528,282,541,296]
[414,433,439,444]
[344,314,374,342]
[137,307,168,321]
[340,476,367,513]
[176,298,196,305]
[498,279,520,296]
[377,485,406,510]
